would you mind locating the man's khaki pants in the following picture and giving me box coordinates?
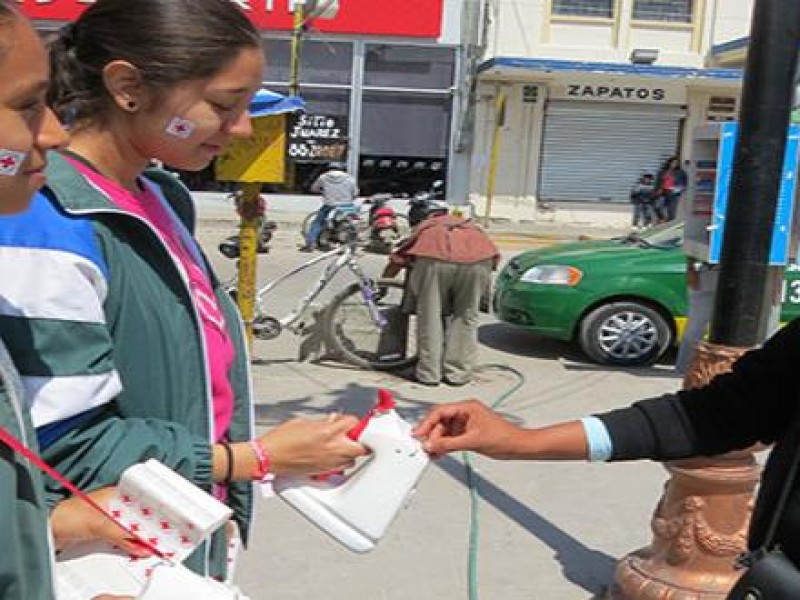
[407,257,493,385]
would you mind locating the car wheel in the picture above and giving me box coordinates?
[579,301,672,366]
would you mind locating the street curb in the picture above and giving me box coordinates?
[196,207,630,246]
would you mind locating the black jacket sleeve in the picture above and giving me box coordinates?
[598,317,800,461]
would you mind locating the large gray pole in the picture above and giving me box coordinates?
[710,0,800,346]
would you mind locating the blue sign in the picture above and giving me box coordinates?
[708,122,800,265]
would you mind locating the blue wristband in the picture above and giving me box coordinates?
[581,416,613,462]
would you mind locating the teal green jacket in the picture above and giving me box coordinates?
[0,339,54,600]
[35,152,255,577]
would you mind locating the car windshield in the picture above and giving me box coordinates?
[619,222,683,249]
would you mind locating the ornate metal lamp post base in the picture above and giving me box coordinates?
[607,341,759,599]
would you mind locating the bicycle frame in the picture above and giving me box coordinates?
[253,243,385,334]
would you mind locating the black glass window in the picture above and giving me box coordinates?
[633,0,693,23]
[552,0,613,18]
[263,39,352,85]
[364,45,455,90]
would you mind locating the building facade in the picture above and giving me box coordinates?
[470,0,755,223]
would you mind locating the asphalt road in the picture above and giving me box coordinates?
[197,220,681,600]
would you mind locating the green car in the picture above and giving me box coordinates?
[493,223,800,367]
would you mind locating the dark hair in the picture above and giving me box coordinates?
[0,0,19,18]
[661,155,679,171]
[48,0,262,125]
[0,0,16,18]
[0,0,21,62]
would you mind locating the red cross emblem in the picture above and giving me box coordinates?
[0,150,24,175]
[166,117,195,139]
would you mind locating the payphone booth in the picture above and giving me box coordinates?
[684,121,800,266]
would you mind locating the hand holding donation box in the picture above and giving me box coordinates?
[274,390,430,553]
[56,459,248,600]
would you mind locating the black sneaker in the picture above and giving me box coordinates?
[297,245,314,252]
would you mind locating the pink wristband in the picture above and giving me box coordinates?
[249,439,271,481]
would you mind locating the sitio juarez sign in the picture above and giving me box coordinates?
[16,0,444,38]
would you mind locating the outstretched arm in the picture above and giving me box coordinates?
[413,399,589,460]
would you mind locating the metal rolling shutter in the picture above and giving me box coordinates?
[539,101,684,203]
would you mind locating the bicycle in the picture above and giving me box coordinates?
[221,240,417,371]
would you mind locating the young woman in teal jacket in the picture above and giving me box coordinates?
[0,0,367,582]
[0,4,140,598]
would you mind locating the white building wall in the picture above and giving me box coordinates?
[485,0,755,67]
[468,0,751,224]
[471,82,547,221]
[710,0,755,46]
[439,0,467,44]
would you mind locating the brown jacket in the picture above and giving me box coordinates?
[390,215,499,268]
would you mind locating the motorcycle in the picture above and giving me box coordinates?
[307,203,361,251]
[407,180,446,227]
[218,192,277,259]
[363,193,406,254]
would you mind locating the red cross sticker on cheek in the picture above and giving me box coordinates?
[0,149,26,176]
[165,117,196,139]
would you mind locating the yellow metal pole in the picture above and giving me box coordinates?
[289,3,304,97]
[483,88,507,228]
[235,182,263,349]
[286,3,304,189]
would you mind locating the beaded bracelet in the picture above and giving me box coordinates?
[249,439,271,481]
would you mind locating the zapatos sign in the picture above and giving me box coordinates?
[17,0,443,37]
[550,82,685,105]
[567,84,666,101]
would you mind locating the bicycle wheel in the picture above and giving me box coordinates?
[326,279,417,371]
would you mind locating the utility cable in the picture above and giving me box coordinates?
[463,363,526,600]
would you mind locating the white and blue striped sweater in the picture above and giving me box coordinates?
[0,191,122,447]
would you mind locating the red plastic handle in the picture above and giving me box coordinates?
[347,389,396,441]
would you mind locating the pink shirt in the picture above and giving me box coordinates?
[67,158,236,441]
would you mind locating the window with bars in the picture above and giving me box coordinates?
[632,0,693,23]
[551,0,613,18]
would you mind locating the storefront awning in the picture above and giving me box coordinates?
[249,89,305,118]
[709,37,750,67]
[477,57,742,83]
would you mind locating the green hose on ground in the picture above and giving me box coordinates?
[464,364,527,600]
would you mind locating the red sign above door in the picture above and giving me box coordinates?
[17,0,444,38]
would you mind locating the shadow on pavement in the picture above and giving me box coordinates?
[479,322,681,380]
[479,322,586,362]
[253,383,381,425]
[436,454,617,597]
[253,382,527,429]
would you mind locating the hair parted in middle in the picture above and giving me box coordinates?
[47,0,262,126]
